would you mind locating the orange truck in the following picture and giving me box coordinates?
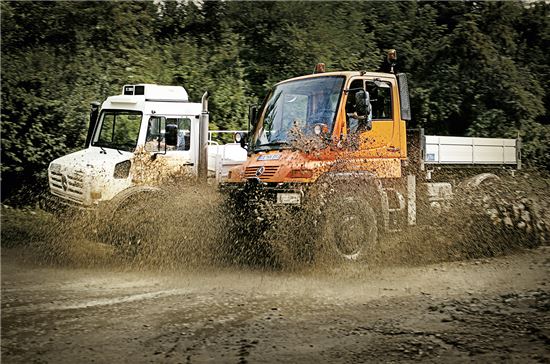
[221,51,528,262]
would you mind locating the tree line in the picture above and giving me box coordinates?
[1,1,548,203]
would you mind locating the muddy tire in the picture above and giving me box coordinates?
[218,199,280,268]
[452,174,545,258]
[318,192,378,262]
[266,207,318,269]
[102,189,164,259]
[218,190,315,269]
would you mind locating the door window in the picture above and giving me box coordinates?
[145,117,192,152]
[366,81,392,119]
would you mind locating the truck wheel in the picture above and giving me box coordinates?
[218,196,279,268]
[320,194,378,262]
[104,189,163,259]
[455,173,545,257]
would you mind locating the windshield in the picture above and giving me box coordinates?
[253,76,345,151]
[92,110,142,152]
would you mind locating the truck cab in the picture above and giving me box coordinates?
[48,84,246,207]
[225,70,410,188]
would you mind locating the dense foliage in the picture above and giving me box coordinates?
[1,1,549,202]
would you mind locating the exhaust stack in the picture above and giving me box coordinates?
[198,91,209,182]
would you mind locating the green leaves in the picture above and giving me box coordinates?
[1,1,549,204]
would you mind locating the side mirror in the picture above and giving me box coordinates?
[396,73,411,121]
[234,132,248,149]
[355,90,371,117]
[248,105,258,129]
[165,124,178,146]
[85,101,101,148]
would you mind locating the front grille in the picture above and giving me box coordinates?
[244,165,279,179]
[49,169,86,203]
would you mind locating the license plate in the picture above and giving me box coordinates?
[258,154,281,161]
[277,192,301,205]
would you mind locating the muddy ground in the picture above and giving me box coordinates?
[2,172,550,364]
[2,242,549,363]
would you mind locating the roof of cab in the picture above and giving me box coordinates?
[274,71,396,86]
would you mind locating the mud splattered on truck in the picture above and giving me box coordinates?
[218,55,548,270]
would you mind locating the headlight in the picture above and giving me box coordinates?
[113,160,131,179]
[287,169,313,179]
[49,163,61,173]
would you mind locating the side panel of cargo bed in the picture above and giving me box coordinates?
[424,135,520,167]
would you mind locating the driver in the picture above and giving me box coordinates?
[346,90,372,133]
[307,90,336,126]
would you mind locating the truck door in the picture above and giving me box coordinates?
[346,77,401,157]
[144,116,194,166]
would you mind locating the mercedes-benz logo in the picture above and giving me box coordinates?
[255,166,265,177]
[61,174,68,191]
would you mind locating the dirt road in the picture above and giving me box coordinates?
[2,246,549,363]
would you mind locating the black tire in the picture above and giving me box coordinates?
[103,190,163,258]
[452,174,544,258]
[319,192,378,262]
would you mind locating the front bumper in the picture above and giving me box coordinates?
[220,181,310,207]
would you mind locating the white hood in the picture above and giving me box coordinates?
[50,146,132,175]
[49,147,133,205]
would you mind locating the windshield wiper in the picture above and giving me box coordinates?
[96,144,107,154]
[112,145,123,155]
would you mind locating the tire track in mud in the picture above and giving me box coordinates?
[3,288,192,313]
[142,297,279,362]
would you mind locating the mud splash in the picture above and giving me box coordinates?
[1,184,224,271]
[2,171,548,272]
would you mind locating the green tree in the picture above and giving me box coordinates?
[2,0,550,204]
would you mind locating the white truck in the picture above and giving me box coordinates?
[48,84,246,208]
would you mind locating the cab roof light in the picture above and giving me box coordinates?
[313,63,326,74]
[120,84,189,102]
[387,49,397,73]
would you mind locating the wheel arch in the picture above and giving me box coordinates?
[314,170,385,212]
[459,172,500,190]
[105,185,162,217]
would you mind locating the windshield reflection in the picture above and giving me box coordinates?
[253,76,345,151]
